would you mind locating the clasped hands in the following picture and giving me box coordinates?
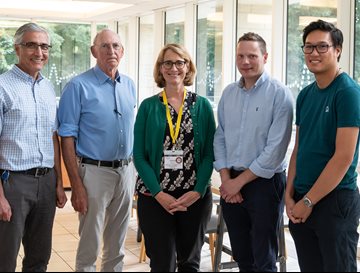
[156,191,201,215]
[219,178,244,203]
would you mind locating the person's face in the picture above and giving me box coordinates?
[236,41,267,83]
[15,31,49,79]
[303,30,341,75]
[91,30,123,74]
[160,49,188,87]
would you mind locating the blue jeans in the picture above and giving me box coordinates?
[289,188,360,272]
[221,170,285,272]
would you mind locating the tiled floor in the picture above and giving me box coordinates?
[15,190,359,272]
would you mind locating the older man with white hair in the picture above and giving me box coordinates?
[58,29,136,272]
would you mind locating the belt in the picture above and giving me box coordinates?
[80,157,132,168]
[13,168,51,177]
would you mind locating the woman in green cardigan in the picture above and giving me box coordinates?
[133,44,216,272]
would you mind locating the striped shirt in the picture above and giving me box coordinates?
[0,65,57,170]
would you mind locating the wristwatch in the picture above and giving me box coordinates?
[303,195,313,208]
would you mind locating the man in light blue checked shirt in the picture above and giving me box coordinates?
[58,29,136,272]
[0,23,67,272]
[213,32,294,272]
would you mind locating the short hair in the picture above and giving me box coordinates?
[92,28,123,49]
[302,20,343,61]
[237,32,267,55]
[14,23,50,45]
[153,44,197,88]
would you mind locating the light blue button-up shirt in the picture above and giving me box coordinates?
[214,72,294,178]
[0,65,57,170]
[58,65,136,161]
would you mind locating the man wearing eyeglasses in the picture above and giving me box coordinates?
[58,29,136,272]
[285,20,360,272]
[0,22,67,271]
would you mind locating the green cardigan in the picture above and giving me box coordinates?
[133,92,216,197]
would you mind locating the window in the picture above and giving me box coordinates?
[237,0,273,80]
[196,0,224,110]
[165,8,185,45]
[118,21,129,74]
[0,20,92,96]
[138,14,155,105]
[286,0,337,98]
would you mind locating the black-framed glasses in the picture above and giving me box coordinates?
[161,60,187,70]
[301,43,334,54]
[19,42,52,52]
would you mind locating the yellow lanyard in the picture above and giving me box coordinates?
[162,89,187,145]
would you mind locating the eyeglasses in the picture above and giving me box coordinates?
[19,42,52,52]
[96,43,122,51]
[161,60,187,70]
[301,43,334,54]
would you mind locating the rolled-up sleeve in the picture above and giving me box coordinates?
[58,81,81,139]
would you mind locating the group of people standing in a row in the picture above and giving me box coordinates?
[0,19,359,273]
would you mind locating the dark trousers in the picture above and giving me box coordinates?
[289,188,360,272]
[137,187,212,272]
[221,169,285,272]
[0,170,57,272]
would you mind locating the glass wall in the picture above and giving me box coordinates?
[165,7,185,45]
[0,20,91,96]
[0,21,20,75]
[118,21,129,74]
[237,0,273,80]
[196,0,224,110]
[286,0,337,98]
[138,14,155,105]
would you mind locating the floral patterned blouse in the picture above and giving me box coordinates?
[136,91,197,195]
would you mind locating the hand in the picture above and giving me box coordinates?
[155,192,187,215]
[288,199,312,224]
[0,196,11,222]
[71,184,88,215]
[169,191,201,212]
[224,192,243,203]
[220,178,242,202]
[56,184,68,208]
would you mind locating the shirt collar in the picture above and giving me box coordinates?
[93,65,121,84]
[11,65,44,83]
[238,71,269,90]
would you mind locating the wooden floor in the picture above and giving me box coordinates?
[15,190,359,272]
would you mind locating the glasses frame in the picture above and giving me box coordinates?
[19,42,52,52]
[95,43,122,51]
[161,60,187,70]
[301,43,334,54]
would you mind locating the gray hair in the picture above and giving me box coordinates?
[14,23,50,45]
[93,28,123,47]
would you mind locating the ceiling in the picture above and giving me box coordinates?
[0,0,193,22]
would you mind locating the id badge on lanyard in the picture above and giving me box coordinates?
[162,89,186,170]
[164,150,184,170]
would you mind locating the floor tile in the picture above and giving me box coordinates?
[13,190,359,272]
